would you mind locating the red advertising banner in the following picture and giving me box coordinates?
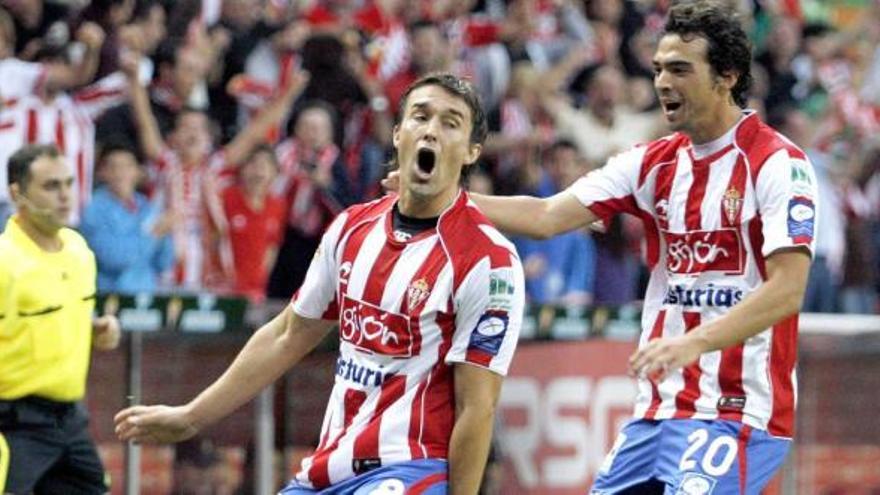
[497,340,638,495]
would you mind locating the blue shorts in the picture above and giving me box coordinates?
[279,459,447,495]
[591,419,790,494]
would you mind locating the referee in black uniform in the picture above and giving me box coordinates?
[0,144,120,494]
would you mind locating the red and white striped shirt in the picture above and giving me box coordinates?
[0,73,127,223]
[0,58,46,102]
[291,191,524,488]
[569,112,818,438]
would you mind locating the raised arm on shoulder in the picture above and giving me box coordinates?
[469,189,597,239]
[114,306,334,443]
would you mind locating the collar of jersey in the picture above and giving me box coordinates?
[384,189,466,245]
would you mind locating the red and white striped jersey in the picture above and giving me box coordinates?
[150,147,228,288]
[0,58,46,102]
[0,73,127,223]
[569,112,818,438]
[291,191,524,489]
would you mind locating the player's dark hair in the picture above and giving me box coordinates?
[398,72,488,146]
[8,144,61,188]
[664,1,753,108]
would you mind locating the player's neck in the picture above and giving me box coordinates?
[398,187,457,219]
[689,104,743,145]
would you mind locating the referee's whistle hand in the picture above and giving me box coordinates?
[93,315,121,351]
[114,405,199,444]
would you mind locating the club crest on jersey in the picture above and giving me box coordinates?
[722,188,743,225]
[406,278,430,312]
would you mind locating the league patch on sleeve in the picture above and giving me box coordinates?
[465,310,510,366]
[787,196,814,244]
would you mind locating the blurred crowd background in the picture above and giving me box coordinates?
[2,0,880,492]
[1,0,880,313]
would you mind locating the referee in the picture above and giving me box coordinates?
[0,144,120,494]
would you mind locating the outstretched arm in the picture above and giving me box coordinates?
[114,306,334,442]
[44,22,106,93]
[448,364,503,495]
[222,70,310,166]
[121,50,164,162]
[629,248,811,380]
[469,190,597,239]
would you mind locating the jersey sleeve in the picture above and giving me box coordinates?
[290,211,348,320]
[754,149,818,258]
[446,250,525,376]
[0,59,46,100]
[565,145,647,223]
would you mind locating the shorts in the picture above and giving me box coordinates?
[0,397,107,494]
[591,419,790,495]
[280,458,447,495]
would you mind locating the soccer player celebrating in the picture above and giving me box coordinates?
[114,73,524,495]
[388,2,817,493]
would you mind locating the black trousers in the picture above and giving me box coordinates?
[0,397,107,494]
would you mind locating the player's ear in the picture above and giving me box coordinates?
[392,124,401,149]
[465,143,482,166]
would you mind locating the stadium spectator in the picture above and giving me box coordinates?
[513,140,595,307]
[483,61,555,194]
[80,143,175,294]
[267,101,351,299]
[96,38,208,155]
[385,19,454,113]
[206,144,286,301]
[542,63,661,164]
[0,143,120,493]
[115,72,524,495]
[2,0,72,57]
[388,2,818,491]
[0,9,106,103]
[0,41,131,229]
[123,49,307,289]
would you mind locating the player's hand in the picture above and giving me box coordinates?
[627,334,706,383]
[93,315,121,351]
[114,405,199,443]
[381,170,400,192]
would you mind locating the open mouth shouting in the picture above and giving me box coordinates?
[414,147,437,180]
[661,98,684,121]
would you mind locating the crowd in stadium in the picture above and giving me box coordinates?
[0,0,878,316]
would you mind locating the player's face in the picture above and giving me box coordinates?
[393,85,481,214]
[14,155,74,233]
[653,34,737,140]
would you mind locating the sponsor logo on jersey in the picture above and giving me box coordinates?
[664,283,744,308]
[664,230,744,275]
[721,187,743,224]
[340,295,413,357]
[335,357,391,388]
[675,473,717,495]
[787,196,815,243]
[406,278,430,312]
